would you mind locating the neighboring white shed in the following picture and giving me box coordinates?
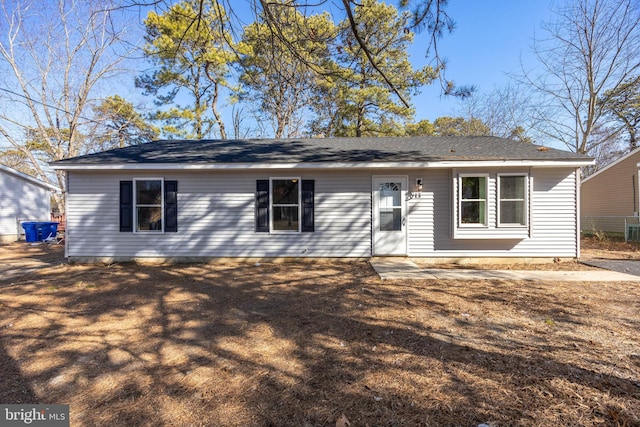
[0,165,61,243]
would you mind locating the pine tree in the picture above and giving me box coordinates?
[137,0,236,139]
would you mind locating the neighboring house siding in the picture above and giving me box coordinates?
[0,170,52,242]
[582,151,640,217]
[581,150,640,233]
[66,167,579,260]
[66,170,372,258]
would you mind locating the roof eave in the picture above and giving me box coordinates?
[51,159,595,171]
[0,164,62,191]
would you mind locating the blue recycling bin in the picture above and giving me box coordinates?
[21,222,38,242]
[21,221,59,242]
[39,222,59,241]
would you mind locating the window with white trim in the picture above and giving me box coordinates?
[271,178,300,232]
[498,174,528,226]
[459,175,488,226]
[134,178,163,232]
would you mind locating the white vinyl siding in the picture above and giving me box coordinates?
[65,170,371,259]
[407,168,578,257]
[65,167,579,261]
[406,170,440,254]
[0,170,52,242]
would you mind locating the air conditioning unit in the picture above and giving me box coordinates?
[627,224,640,242]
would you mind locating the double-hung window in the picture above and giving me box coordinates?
[459,175,488,226]
[498,174,527,226]
[134,178,164,232]
[454,172,530,239]
[120,179,178,233]
[255,178,314,233]
[271,178,300,232]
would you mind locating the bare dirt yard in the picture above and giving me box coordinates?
[1,240,639,426]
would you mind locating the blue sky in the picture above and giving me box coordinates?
[121,1,560,134]
[0,0,561,145]
[410,0,556,121]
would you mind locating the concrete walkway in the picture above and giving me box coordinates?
[370,258,640,281]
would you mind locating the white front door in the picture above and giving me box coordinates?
[373,176,408,255]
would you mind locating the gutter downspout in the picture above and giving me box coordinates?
[633,174,637,214]
[576,168,581,260]
[64,173,69,260]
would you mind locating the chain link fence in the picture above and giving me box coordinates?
[581,216,640,241]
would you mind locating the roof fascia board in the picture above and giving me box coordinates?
[0,164,62,191]
[52,159,594,171]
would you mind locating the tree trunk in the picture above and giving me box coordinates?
[211,82,227,139]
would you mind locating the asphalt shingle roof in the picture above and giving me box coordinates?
[52,136,591,166]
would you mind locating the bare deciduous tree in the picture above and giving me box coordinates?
[0,0,136,212]
[458,82,536,142]
[523,0,640,154]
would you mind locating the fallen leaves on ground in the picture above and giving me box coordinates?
[0,241,638,426]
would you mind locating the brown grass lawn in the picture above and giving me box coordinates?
[0,241,639,426]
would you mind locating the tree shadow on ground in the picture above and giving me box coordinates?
[0,246,639,426]
[0,336,39,404]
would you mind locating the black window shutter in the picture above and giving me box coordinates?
[301,180,314,232]
[255,180,269,232]
[164,180,178,232]
[120,181,133,232]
